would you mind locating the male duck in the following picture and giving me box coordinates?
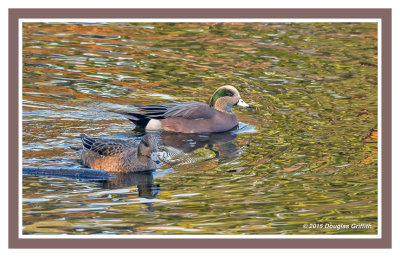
[116,85,250,133]
[77,134,159,173]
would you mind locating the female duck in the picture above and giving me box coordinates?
[116,85,250,133]
[77,134,159,173]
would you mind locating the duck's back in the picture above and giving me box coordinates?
[79,135,151,172]
[81,148,139,172]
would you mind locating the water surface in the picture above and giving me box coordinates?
[22,22,378,235]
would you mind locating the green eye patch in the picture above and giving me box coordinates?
[210,89,234,106]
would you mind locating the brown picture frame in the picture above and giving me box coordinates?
[9,8,392,248]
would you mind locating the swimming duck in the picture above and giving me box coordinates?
[77,134,159,173]
[115,85,250,133]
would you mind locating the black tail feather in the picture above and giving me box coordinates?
[80,134,96,150]
[111,111,151,128]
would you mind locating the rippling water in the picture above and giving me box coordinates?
[22,22,378,235]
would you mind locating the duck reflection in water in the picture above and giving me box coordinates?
[101,170,161,211]
[158,130,241,165]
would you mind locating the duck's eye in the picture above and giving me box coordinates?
[143,142,149,147]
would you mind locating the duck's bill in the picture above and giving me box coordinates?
[151,152,161,164]
[237,98,250,108]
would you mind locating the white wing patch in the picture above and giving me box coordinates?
[146,119,162,130]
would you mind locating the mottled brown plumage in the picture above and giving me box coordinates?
[77,134,158,173]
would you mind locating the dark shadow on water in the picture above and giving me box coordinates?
[102,169,160,197]
[22,166,116,181]
[102,170,160,212]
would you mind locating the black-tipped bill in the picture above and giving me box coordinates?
[237,98,250,108]
[151,152,161,164]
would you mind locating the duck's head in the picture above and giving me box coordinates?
[138,134,160,164]
[209,85,250,112]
